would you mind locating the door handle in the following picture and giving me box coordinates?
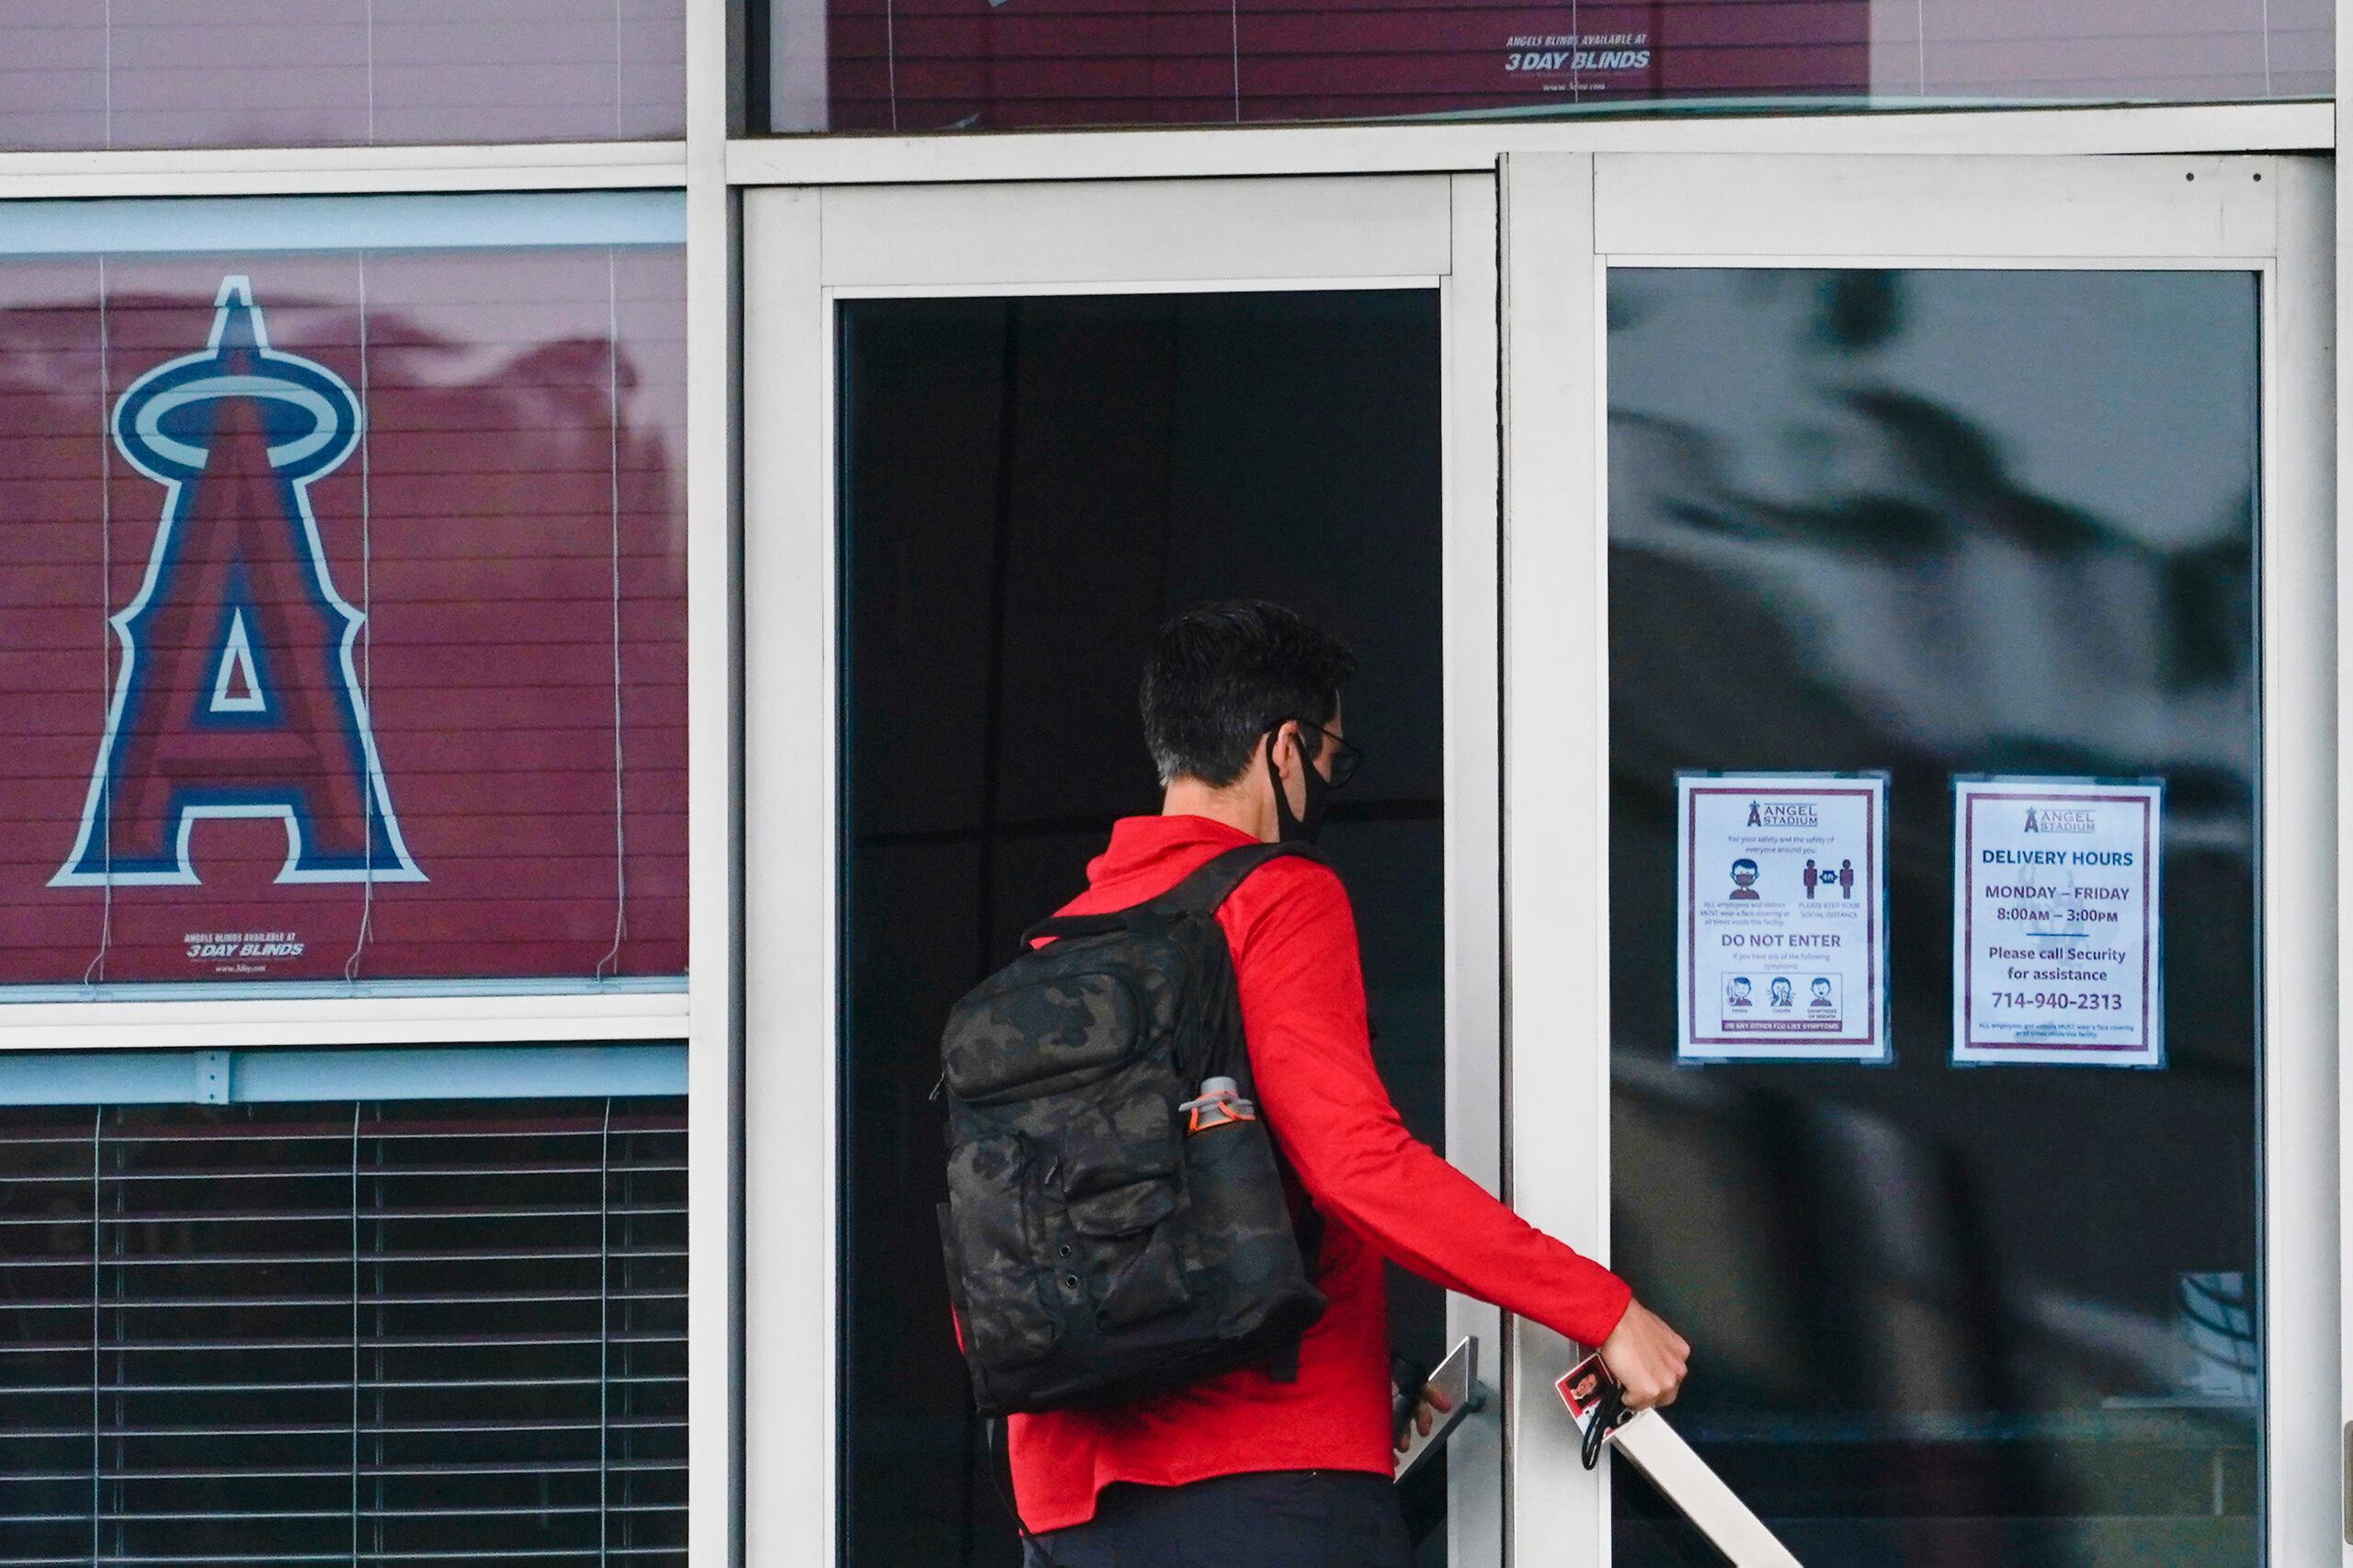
[1560,1354,1804,1566]
[1606,1411,1803,1568]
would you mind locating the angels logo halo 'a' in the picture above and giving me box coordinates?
[52,275,424,889]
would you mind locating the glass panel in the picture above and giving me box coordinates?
[1607,269,2260,1564]
[764,0,2326,132]
[836,291,1450,1566]
[0,0,685,150]
[0,194,688,994]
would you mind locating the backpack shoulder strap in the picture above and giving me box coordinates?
[1153,838,1335,1371]
[1149,841,1327,917]
[1017,842,1327,949]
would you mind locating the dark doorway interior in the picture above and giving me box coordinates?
[835,290,1449,1566]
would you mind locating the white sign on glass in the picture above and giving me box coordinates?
[1950,778,2163,1068]
[1675,773,1890,1064]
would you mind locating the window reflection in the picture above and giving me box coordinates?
[1607,270,2259,1565]
[0,0,685,150]
[767,0,2327,132]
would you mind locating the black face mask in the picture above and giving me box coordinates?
[1265,725,1330,845]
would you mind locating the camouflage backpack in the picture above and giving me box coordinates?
[937,842,1328,1417]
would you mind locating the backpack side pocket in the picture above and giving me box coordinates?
[1183,1111,1325,1343]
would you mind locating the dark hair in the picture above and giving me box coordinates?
[1141,600,1356,787]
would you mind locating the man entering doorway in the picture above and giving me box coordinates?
[1014,600,1689,1567]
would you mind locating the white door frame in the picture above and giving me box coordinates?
[1499,150,2337,1564]
[739,173,1507,1567]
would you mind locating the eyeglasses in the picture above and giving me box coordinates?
[1288,721,1362,790]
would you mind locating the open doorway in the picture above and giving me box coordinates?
[833,289,1449,1565]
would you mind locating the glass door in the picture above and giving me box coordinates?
[1500,153,2335,1566]
[741,175,1509,1566]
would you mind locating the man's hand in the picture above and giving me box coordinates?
[1392,1378,1457,1453]
[1597,1299,1689,1411]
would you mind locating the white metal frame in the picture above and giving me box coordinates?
[682,0,735,1556]
[739,172,1506,1566]
[2337,8,2353,1554]
[1500,148,2337,1565]
[0,142,689,198]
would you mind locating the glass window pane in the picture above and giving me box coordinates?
[765,0,2326,132]
[0,194,688,995]
[835,291,1450,1566]
[1607,268,2259,1564]
[0,0,685,150]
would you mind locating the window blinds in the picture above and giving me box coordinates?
[0,2,687,151]
[799,0,2328,132]
[0,1095,687,1565]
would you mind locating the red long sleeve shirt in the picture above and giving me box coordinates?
[1009,814,1631,1531]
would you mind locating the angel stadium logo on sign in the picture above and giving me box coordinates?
[51,277,424,888]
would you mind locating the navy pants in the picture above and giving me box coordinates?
[1024,1470,1415,1568]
